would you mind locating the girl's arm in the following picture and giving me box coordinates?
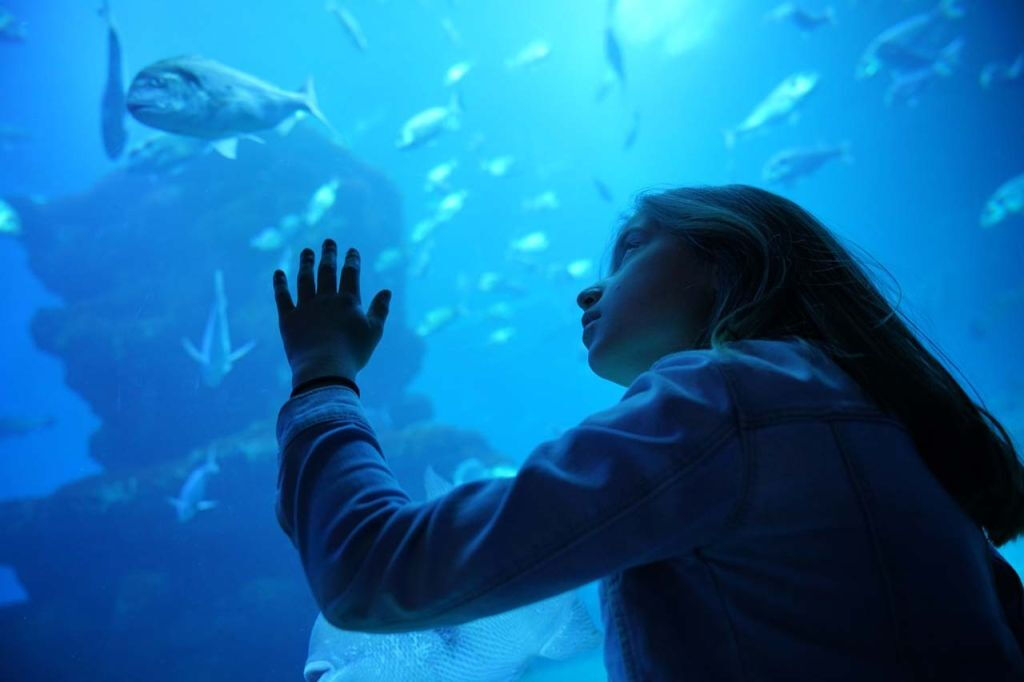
[276,351,743,633]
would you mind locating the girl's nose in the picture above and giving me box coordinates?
[577,285,602,310]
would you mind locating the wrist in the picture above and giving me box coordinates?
[290,375,359,398]
[291,359,357,389]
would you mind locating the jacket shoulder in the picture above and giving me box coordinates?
[655,337,884,420]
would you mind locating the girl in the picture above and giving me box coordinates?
[272,184,1024,681]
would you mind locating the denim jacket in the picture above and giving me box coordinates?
[275,337,1024,681]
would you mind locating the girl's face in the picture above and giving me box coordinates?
[577,221,717,387]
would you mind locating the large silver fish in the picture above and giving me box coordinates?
[856,0,963,79]
[395,93,462,150]
[725,71,819,148]
[126,55,333,140]
[301,466,603,682]
[762,143,851,185]
[98,2,126,159]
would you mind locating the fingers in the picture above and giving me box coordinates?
[297,248,316,303]
[367,289,392,334]
[317,239,338,295]
[340,247,361,304]
[273,269,294,316]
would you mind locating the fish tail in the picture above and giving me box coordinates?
[300,77,340,140]
[723,129,736,149]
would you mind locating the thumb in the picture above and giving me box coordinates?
[367,289,391,334]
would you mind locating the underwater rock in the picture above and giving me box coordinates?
[5,123,425,471]
[0,416,516,681]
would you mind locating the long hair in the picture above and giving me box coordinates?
[608,184,1024,547]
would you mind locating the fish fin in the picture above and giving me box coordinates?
[211,137,239,160]
[825,6,837,25]
[228,339,256,363]
[276,112,304,136]
[423,465,455,500]
[538,594,603,660]
[196,500,218,511]
[240,133,265,145]
[723,129,736,149]
[935,37,964,76]
[299,77,340,138]
[166,496,181,510]
[182,337,205,363]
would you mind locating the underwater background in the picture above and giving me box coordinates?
[1,0,1022,679]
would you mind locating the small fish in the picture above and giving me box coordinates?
[566,258,594,280]
[477,272,527,295]
[415,305,466,337]
[435,189,468,222]
[305,177,340,226]
[374,248,404,273]
[302,467,602,682]
[0,6,26,42]
[480,155,515,177]
[425,159,458,193]
[765,3,836,32]
[98,2,126,160]
[505,40,551,70]
[126,55,333,141]
[0,415,56,440]
[724,71,819,148]
[444,60,473,87]
[411,217,439,244]
[182,270,256,388]
[510,231,549,254]
[0,198,21,236]
[440,16,462,47]
[521,191,559,212]
[249,227,284,251]
[856,0,963,79]
[593,178,614,203]
[486,326,516,346]
[604,24,625,85]
[326,1,368,52]
[980,51,1024,89]
[762,143,851,185]
[980,172,1024,229]
[396,93,462,150]
[167,447,219,523]
[451,458,518,485]
[884,64,946,107]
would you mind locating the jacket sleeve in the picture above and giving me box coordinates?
[275,351,743,633]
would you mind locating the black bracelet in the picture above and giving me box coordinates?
[291,375,360,398]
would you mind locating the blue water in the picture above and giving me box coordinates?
[1,0,1022,679]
